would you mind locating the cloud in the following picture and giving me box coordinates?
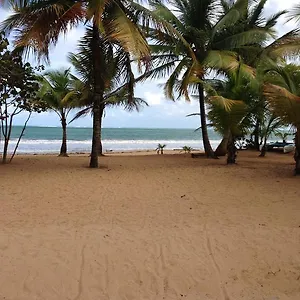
[1,1,300,129]
[144,91,164,106]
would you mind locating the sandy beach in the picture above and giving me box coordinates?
[0,151,300,300]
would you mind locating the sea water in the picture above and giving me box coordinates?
[0,126,223,154]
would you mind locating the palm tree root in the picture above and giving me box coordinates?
[227,143,237,164]
[58,153,69,157]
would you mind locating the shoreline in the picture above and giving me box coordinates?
[7,147,294,157]
[8,148,203,156]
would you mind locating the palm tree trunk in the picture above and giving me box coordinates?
[215,129,230,156]
[253,120,260,151]
[99,105,104,156]
[227,132,237,164]
[198,84,216,158]
[259,140,267,157]
[90,102,101,167]
[294,128,300,175]
[59,112,68,157]
[90,24,104,168]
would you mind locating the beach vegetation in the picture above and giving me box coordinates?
[181,146,192,154]
[0,33,44,163]
[156,143,166,154]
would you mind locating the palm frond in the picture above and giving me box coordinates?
[264,83,300,126]
[69,106,92,124]
[287,3,300,23]
[1,0,84,59]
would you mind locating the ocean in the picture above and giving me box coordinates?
[1,126,223,154]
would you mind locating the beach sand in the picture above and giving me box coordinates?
[0,151,300,300]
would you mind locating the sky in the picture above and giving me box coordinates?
[0,0,299,129]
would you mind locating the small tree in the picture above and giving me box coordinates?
[156,144,166,155]
[0,33,43,163]
[181,146,192,154]
[274,131,291,144]
[259,114,283,157]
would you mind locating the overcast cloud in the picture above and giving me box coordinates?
[0,0,299,128]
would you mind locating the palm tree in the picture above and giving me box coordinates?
[258,114,282,157]
[67,28,148,155]
[38,68,79,157]
[141,0,285,158]
[181,146,192,154]
[156,143,166,155]
[144,0,300,157]
[264,64,300,175]
[275,131,291,143]
[1,0,157,167]
[206,73,250,164]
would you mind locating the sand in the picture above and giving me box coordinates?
[0,151,300,300]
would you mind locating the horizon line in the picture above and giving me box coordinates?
[12,125,198,130]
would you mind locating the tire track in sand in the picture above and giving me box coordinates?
[204,224,230,300]
[73,244,86,300]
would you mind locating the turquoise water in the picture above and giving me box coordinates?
[4,126,223,154]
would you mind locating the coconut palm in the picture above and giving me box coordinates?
[38,69,79,157]
[70,86,148,155]
[143,0,300,157]
[258,113,283,157]
[67,28,148,155]
[140,0,287,158]
[205,58,256,164]
[1,0,161,167]
[207,81,249,164]
[264,64,300,174]
[217,0,300,152]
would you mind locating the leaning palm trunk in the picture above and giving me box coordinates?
[294,128,300,175]
[260,128,271,158]
[253,120,261,151]
[198,84,216,158]
[90,25,104,168]
[215,130,230,156]
[227,132,237,164]
[59,114,68,157]
[259,142,267,157]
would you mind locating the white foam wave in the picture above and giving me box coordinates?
[1,139,221,154]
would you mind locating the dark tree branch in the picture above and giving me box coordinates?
[10,112,32,163]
